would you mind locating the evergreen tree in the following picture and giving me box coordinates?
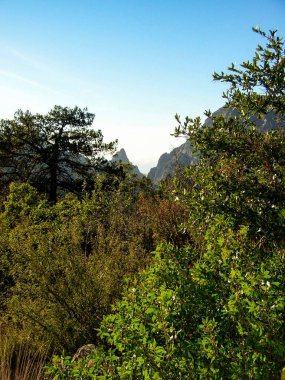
[0,105,116,202]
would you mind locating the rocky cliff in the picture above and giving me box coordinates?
[112,148,142,177]
[147,107,285,184]
[147,141,198,184]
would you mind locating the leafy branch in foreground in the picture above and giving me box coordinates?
[213,27,285,117]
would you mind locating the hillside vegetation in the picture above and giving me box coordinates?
[0,28,284,379]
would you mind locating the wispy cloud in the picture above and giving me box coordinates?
[0,69,62,95]
[7,47,43,69]
[0,43,53,73]
[0,43,101,96]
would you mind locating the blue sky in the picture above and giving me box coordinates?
[0,0,284,173]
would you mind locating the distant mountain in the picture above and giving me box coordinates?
[147,107,285,184]
[205,107,285,130]
[112,148,142,177]
[147,141,198,184]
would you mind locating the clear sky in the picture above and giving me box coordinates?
[0,0,284,173]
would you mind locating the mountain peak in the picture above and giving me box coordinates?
[112,148,129,164]
[112,148,142,177]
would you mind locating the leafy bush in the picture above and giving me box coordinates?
[48,228,285,379]
[0,174,158,355]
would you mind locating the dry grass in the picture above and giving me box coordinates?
[0,323,49,380]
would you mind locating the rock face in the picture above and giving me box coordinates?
[147,141,198,184]
[147,107,285,184]
[112,148,142,177]
[204,107,285,130]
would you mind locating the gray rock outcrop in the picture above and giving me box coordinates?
[147,141,198,184]
[147,107,285,184]
[111,148,142,177]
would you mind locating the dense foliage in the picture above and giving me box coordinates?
[47,28,285,379]
[0,168,188,368]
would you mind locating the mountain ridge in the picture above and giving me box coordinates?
[146,107,285,184]
[116,107,285,184]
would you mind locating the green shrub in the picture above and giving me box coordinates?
[48,229,285,378]
[0,175,157,355]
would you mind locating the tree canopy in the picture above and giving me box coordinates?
[0,105,116,202]
[174,27,285,246]
[213,27,285,117]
